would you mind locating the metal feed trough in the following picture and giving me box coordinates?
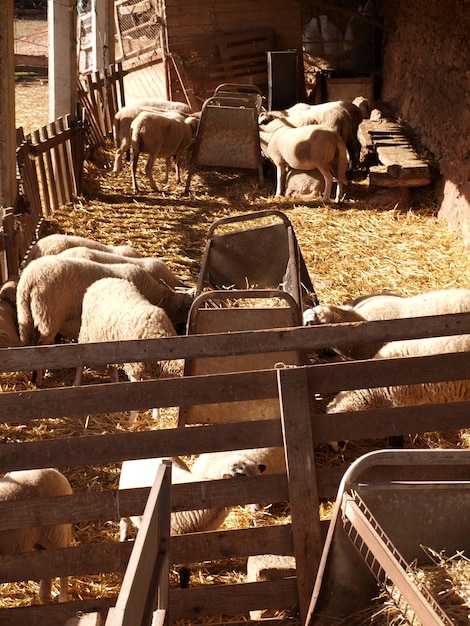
[306,449,470,626]
[184,84,265,193]
[178,210,317,426]
[195,209,317,309]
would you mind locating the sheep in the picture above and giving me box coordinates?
[127,98,193,116]
[118,454,264,540]
[305,288,470,360]
[0,277,20,348]
[259,100,363,168]
[191,448,284,510]
[130,110,198,193]
[113,101,193,178]
[75,278,184,409]
[16,256,194,347]
[57,247,187,290]
[24,234,141,266]
[260,124,348,202]
[327,333,470,451]
[0,468,73,603]
[352,95,372,120]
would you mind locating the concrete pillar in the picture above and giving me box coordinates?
[49,0,78,121]
[0,0,17,210]
[91,0,115,71]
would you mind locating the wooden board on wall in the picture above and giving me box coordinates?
[122,59,168,102]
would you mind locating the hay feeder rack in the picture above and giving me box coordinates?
[184,83,266,193]
[307,448,470,625]
[179,209,317,426]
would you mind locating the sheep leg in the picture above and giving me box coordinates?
[173,156,181,184]
[131,149,141,193]
[73,366,82,386]
[152,407,160,420]
[59,577,69,602]
[39,577,53,603]
[145,154,157,190]
[163,157,171,183]
[334,178,344,203]
[318,166,333,202]
[109,365,119,383]
[274,164,286,196]
[113,141,128,176]
[119,517,132,541]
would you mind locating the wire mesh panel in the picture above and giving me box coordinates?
[342,491,454,626]
[115,0,163,62]
[78,10,93,74]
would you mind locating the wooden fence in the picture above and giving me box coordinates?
[0,113,87,282]
[78,63,126,145]
[0,63,125,283]
[0,312,469,625]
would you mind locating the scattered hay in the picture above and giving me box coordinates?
[346,548,470,626]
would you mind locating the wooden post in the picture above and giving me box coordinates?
[105,460,171,626]
[48,0,78,121]
[0,1,17,282]
[277,366,324,625]
[91,0,115,71]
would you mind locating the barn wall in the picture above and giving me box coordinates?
[163,0,304,106]
[380,0,470,250]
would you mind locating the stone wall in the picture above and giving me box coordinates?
[380,0,470,249]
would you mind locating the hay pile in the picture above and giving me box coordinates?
[8,85,470,621]
[345,548,470,625]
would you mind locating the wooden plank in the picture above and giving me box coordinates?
[359,120,431,187]
[0,579,298,626]
[168,578,298,621]
[278,367,322,624]
[369,164,432,187]
[3,349,470,424]
[0,524,294,584]
[312,399,470,445]
[3,311,470,373]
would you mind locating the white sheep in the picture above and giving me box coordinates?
[17,256,194,347]
[261,124,348,201]
[306,288,470,359]
[75,278,183,398]
[130,110,198,193]
[24,233,141,266]
[352,96,372,120]
[259,100,362,167]
[327,333,470,451]
[118,455,264,540]
[191,448,281,479]
[57,247,187,290]
[191,448,285,511]
[0,468,73,603]
[0,277,20,348]
[113,99,193,176]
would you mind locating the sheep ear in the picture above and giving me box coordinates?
[258,464,267,474]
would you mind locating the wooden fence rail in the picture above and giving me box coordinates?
[0,315,469,624]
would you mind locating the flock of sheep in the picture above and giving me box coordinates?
[0,232,272,601]
[1,93,469,605]
[110,94,371,200]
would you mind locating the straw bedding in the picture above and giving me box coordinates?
[6,81,470,621]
